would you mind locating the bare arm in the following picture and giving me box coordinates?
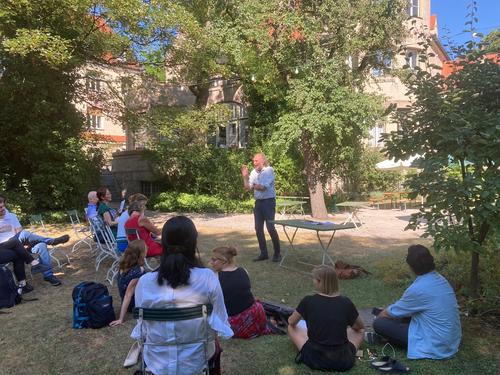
[351,315,365,332]
[241,165,252,190]
[103,211,118,226]
[288,310,303,327]
[377,308,392,319]
[139,216,161,236]
[109,278,139,326]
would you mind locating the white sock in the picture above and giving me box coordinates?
[19,280,26,287]
[30,259,39,266]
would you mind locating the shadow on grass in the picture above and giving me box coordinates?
[0,226,497,375]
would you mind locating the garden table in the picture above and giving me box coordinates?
[275,199,308,218]
[335,201,371,229]
[272,219,356,269]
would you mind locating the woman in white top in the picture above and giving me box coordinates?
[131,216,233,375]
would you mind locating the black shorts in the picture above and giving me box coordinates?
[296,340,356,372]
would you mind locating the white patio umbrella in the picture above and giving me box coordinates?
[376,155,420,171]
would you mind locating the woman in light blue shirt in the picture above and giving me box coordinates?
[373,245,461,359]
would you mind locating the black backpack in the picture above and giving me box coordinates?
[72,282,115,329]
[0,265,22,310]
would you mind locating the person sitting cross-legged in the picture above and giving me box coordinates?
[288,265,365,372]
[210,246,274,339]
[372,244,462,360]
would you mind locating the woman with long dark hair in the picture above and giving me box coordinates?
[131,216,233,375]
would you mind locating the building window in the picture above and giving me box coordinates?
[87,114,104,130]
[406,51,418,70]
[372,51,392,77]
[215,102,248,148]
[369,123,385,147]
[407,0,419,17]
[86,77,101,92]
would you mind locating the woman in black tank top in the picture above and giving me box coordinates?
[211,246,273,339]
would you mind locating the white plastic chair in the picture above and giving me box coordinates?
[29,214,70,268]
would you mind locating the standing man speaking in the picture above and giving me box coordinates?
[241,153,281,262]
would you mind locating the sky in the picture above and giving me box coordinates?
[431,0,500,47]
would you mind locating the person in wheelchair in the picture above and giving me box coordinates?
[131,216,233,375]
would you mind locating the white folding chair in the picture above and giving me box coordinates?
[133,304,214,375]
[29,214,70,268]
[89,217,121,285]
[67,210,94,253]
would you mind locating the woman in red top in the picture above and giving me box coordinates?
[124,202,163,257]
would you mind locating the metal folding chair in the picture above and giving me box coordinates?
[67,210,94,253]
[29,214,70,268]
[132,304,214,375]
[88,217,121,285]
[125,228,160,271]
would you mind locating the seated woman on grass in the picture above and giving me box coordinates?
[288,265,364,372]
[109,240,146,326]
[210,246,273,339]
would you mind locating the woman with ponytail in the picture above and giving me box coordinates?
[211,246,274,339]
[131,216,233,375]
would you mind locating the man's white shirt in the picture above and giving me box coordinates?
[0,210,21,244]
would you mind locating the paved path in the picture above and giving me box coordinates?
[150,207,424,240]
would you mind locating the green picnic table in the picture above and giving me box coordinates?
[272,219,356,269]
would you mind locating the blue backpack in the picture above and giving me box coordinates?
[0,265,22,310]
[72,282,115,329]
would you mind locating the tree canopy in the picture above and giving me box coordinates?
[383,43,500,297]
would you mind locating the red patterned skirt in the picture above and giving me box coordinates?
[228,300,273,339]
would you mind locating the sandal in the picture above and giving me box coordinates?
[370,356,392,369]
[377,359,410,373]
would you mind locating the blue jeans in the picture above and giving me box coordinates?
[16,230,54,277]
[254,198,280,257]
[373,317,410,348]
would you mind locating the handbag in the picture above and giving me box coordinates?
[123,341,142,368]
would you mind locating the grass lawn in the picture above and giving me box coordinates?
[0,224,498,375]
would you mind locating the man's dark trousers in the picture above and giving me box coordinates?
[254,198,280,257]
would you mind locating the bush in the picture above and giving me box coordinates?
[151,191,254,214]
[435,246,500,317]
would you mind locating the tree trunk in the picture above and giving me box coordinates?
[301,134,328,218]
[470,250,480,298]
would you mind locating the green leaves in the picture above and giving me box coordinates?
[3,29,71,66]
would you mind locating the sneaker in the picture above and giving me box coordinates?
[44,275,62,286]
[50,234,70,246]
[272,254,282,262]
[21,283,34,294]
[253,255,269,262]
[364,331,382,345]
[31,263,51,275]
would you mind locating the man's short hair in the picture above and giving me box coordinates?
[406,244,435,275]
[0,193,6,203]
[88,191,97,201]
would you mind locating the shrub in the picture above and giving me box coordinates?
[373,254,414,288]
[435,245,500,317]
[151,191,254,213]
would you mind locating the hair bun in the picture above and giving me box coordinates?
[229,247,238,256]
